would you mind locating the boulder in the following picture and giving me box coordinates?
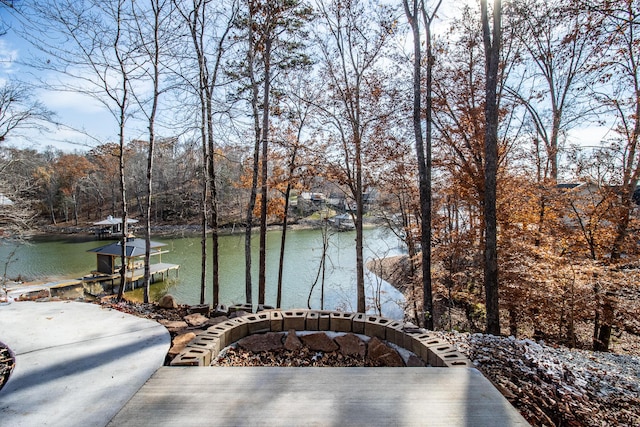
[238,332,284,353]
[158,319,188,333]
[173,332,197,347]
[367,337,404,367]
[184,313,209,327]
[300,332,338,353]
[168,332,197,358]
[335,333,366,358]
[188,304,210,316]
[158,294,177,309]
[284,330,303,351]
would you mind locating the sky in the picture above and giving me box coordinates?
[0,1,611,155]
[0,34,116,152]
[0,3,150,152]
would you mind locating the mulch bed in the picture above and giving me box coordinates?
[215,346,372,367]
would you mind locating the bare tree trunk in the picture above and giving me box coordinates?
[403,0,441,328]
[208,3,235,306]
[594,292,614,352]
[355,152,365,313]
[208,109,219,306]
[245,5,261,305]
[277,143,299,308]
[141,0,161,304]
[258,37,272,307]
[481,0,502,335]
[114,1,129,302]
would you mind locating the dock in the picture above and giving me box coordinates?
[84,262,180,293]
[5,263,180,301]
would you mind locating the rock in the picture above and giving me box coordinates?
[238,332,284,353]
[18,289,50,301]
[284,330,303,351]
[158,294,177,309]
[300,332,339,353]
[367,337,404,367]
[173,332,197,347]
[335,333,366,358]
[211,304,228,317]
[188,304,210,316]
[158,319,188,333]
[184,313,209,327]
[406,355,425,367]
[168,332,197,358]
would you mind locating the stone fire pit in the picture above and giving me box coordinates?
[169,306,472,368]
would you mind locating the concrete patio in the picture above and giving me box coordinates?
[0,301,169,427]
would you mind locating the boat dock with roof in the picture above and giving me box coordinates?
[86,237,180,293]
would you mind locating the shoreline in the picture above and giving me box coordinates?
[33,217,385,238]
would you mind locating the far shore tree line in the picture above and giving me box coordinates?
[1,0,639,351]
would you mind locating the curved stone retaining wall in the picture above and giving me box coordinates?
[171,305,473,368]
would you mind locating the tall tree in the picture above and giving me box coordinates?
[403,0,442,329]
[274,71,315,308]
[509,0,597,183]
[14,4,138,292]
[591,0,640,260]
[130,0,174,303]
[174,0,237,305]
[315,0,394,313]
[481,0,502,335]
[242,0,311,305]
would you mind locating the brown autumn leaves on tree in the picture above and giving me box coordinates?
[1,0,639,348]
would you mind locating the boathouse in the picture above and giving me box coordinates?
[87,237,179,292]
[93,215,139,239]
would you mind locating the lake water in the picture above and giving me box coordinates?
[0,227,408,319]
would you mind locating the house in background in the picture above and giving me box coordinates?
[328,213,355,231]
[93,215,139,239]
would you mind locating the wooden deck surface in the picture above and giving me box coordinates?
[108,367,529,426]
[87,262,179,283]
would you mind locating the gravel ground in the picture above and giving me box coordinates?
[439,331,640,426]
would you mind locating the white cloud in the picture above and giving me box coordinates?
[0,39,18,73]
[38,85,107,115]
[566,126,612,148]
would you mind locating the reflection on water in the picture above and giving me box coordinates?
[0,228,407,319]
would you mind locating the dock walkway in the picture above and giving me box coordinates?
[5,263,180,301]
[87,262,180,286]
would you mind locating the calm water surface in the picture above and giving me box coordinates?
[1,228,407,318]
